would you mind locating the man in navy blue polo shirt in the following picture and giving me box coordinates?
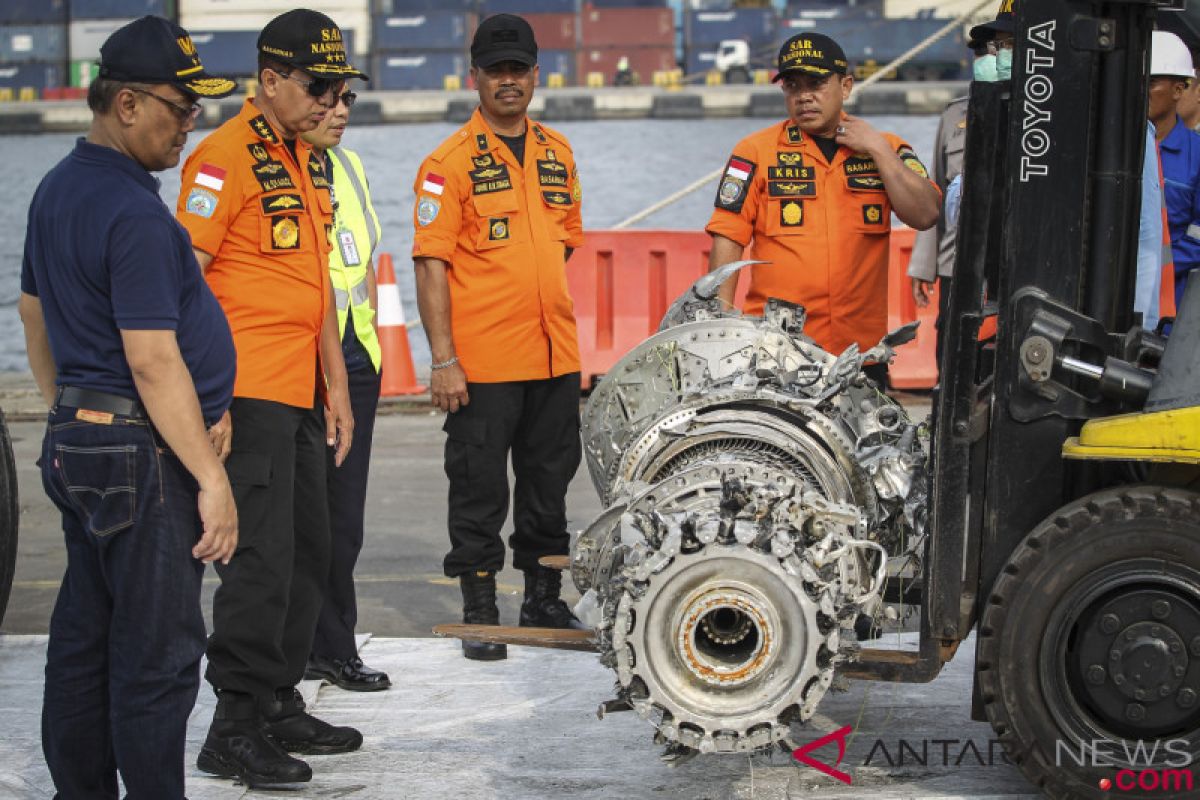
[17,17,244,799]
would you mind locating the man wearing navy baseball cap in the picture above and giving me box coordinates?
[20,15,238,799]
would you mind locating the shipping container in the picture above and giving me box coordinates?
[686,8,775,48]
[683,46,718,77]
[372,12,474,51]
[883,0,982,18]
[586,0,667,6]
[787,3,882,22]
[180,0,365,14]
[371,50,467,90]
[374,0,473,11]
[577,45,675,84]
[69,0,170,20]
[0,25,67,64]
[779,16,968,79]
[184,29,260,76]
[70,59,99,88]
[481,0,575,16]
[581,7,673,47]
[0,61,65,92]
[525,12,576,51]
[69,19,132,61]
[181,12,370,56]
[1,0,67,25]
[538,48,574,83]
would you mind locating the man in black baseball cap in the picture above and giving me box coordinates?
[772,31,850,80]
[25,14,239,799]
[471,12,537,69]
[969,0,1016,46]
[258,8,368,81]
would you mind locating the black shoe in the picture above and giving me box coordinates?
[305,654,392,692]
[460,571,508,661]
[260,688,363,755]
[198,692,312,787]
[520,566,588,630]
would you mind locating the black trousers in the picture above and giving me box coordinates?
[311,367,381,661]
[442,373,582,577]
[206,396,330,697]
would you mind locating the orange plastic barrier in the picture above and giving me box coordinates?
[375,253,428,397]
[568,229,940,390]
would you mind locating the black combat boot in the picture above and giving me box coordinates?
[197,690,312,787]
[459,570,508,661]
[260,688,363,755]
[519,566,588,629]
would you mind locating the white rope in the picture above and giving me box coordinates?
[612,0,993,231]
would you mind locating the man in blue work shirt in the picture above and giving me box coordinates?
[1150,30,1200,310]
[17,17,238,799]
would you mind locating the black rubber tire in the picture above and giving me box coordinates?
[0,408,18,629]
[977,486,1200,800]
[725,66,751,85]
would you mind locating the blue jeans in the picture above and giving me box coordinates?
[39,407,206,800]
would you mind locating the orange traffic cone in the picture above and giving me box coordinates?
[375,253,428,396]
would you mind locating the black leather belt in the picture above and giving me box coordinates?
[57,386,146,419]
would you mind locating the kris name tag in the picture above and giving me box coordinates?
[337,228,361,266]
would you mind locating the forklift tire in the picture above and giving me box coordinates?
[977,486,1200,800]
[0,409,18,629]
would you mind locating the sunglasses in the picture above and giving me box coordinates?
[277,69,342,100]
[338,90,357,108]
[131,88,202,123]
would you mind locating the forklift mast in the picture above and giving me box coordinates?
[931,0,1168,651]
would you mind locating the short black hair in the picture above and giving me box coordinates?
[86,77,124,113]
[258,53,292,82]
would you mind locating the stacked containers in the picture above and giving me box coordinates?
[780,14,967,79]
[525,12,576,86]
[179,0,368,80]
[578,5,675,86]
[1,0,68,98]
[684,6,775,77]
[370,8,475,90]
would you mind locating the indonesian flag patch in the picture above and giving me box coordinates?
[725,157,753,181]
[422,173,445,196]
[195,163,226,191]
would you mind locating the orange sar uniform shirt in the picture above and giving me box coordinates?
[176,99,334,408]
[706,120,938,356]
[412,108,583,383]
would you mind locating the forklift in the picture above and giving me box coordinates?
[841,0,1200,795]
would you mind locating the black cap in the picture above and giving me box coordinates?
[98,16,236,98]
[969,0,1016,45]
[258,9,368,80]
[773,33,849,81]
[472,14,537,69]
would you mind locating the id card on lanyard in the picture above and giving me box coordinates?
[337,228,361,266]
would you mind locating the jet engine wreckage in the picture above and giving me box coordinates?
[437,262,929,759]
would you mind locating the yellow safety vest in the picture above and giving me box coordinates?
[327,146,383,372]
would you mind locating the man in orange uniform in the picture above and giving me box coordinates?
[707,33,940,385]
[175,9,363,788]
[413,14,586,662]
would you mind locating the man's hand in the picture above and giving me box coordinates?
[325,385,354,467]
[193,475,237,564]
[912,277,935,309]
[834,114,891,158]
[432,362,470,413]
[208,410,232,462]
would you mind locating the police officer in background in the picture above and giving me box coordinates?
[18,17,237,798]
[300,86,391,692]
[176,9,366,787]
[706,33,940,386]
[413,13,587,662]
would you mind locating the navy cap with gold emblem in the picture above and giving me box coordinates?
[471,14,538,69]
[99,15,236,98]
[969,0,1017,46]
[258,8,368,80]
[772,33,849,82]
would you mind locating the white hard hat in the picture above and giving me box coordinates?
[1151,30,1194,78]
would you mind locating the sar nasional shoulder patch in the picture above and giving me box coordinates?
[185,187,218,218]
[417,196,440,226]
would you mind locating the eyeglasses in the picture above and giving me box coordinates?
[276,69,341,100]
[130,88,202,123]
[338,90,357,108]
